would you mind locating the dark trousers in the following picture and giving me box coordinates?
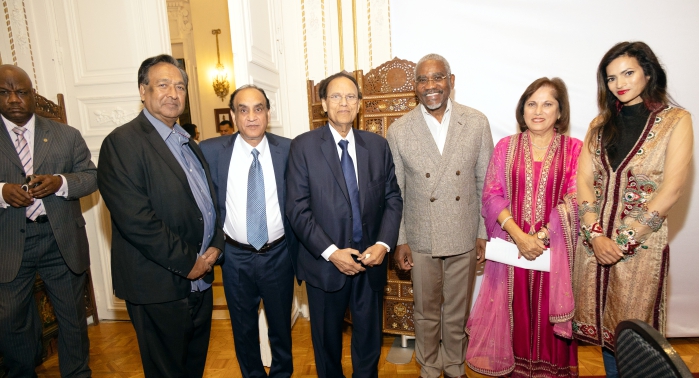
[126,288,213,378]
[222,239,294,378]
[306,270,382,378]
[0,221,90,378]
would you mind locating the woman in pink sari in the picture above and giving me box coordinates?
[466,77,581,377]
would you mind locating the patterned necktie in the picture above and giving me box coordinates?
[246,148,268,250]
[13,127,44,220]
[338,140,362,243]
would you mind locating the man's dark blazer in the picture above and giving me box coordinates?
[286,124,403,292]
[97,111,225,305]
[0,115,96,283]
[199,132,298,273]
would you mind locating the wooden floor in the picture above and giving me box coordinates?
[34,318,699,378]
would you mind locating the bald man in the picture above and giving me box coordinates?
[0,65,97,377]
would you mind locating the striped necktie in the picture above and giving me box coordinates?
[13,127,45,220]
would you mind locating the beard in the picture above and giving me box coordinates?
[420,90,447,110]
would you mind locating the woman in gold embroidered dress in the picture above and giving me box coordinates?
[572,41,694,378]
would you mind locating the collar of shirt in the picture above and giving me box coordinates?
[327,123,358,185]
[143,108,190,144]
[328,123,355,154]
[234,133,269,159]
[420,98,452,154]
[420,98,452,124]
[3,113,36,144]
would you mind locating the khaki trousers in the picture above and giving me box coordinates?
[411,250,478,378]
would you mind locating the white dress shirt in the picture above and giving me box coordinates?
[0,114,69,209]
[420,98,452,154]
[224,134,284,244]
[321,126,389,260]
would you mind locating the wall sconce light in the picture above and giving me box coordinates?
[211,29,229,102]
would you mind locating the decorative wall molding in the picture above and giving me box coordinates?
[2,0,16,64]
[251,75,280,126]
[61,1,152,86]
[165,0,204,128]
[247,0,279,74]
[9,0,27,53]
[166,0,193,36]
[93,108,141,127]
[75,95,142,137]
[0,0,38,89]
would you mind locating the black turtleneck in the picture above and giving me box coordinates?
[607,102,651,170]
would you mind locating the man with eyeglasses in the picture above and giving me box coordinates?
[387,53,494,378]
[286,72,403,377]
[0,64,97,377]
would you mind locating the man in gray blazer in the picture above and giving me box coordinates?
[0,65,96,377]
[387,54,493,378]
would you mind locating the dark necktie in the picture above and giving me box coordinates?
[338,140,362,243]
[247,148,268,250]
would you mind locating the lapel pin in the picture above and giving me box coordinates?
[43,138,48,142]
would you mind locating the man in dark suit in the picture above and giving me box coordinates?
[286,72,403,378]
[200,85,297,378]
[0,64,96,377]
[97,55,224,378]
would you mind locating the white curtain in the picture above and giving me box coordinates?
[391,0,699,337]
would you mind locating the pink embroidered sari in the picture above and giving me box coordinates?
[466,132,581,377]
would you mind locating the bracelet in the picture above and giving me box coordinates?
[536,228,550,246]
[633,210,666,232]
[615,226,642,255]
[579,201,600,218]
[500,216,513,230]
[581,222,604,243]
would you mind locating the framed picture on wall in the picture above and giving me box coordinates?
[214,108,232,132]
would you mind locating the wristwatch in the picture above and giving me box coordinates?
[537,230,550,246]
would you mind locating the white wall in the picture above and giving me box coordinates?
[391,0,699,337]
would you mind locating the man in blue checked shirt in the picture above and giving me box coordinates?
[97,54,224,378]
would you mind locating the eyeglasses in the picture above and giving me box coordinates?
[415,74,449,86]
[327,94,359,105]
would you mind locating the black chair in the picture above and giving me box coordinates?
[615,319,693,378]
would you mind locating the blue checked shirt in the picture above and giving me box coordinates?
[145,109,216,291]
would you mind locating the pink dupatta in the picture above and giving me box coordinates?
[466,133,581,375]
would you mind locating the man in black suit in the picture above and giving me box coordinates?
[286,72,403,377]
[97,55,224,378]
[0,65,96,377]
[200,85,297,378]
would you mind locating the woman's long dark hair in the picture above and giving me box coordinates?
[589,41,677,153]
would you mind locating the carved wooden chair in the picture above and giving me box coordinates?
[17,91,99,367]
[306,58,418,337]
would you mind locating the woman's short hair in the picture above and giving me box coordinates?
[515,77,570,134]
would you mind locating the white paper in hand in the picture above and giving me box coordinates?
[485,237,550,272]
